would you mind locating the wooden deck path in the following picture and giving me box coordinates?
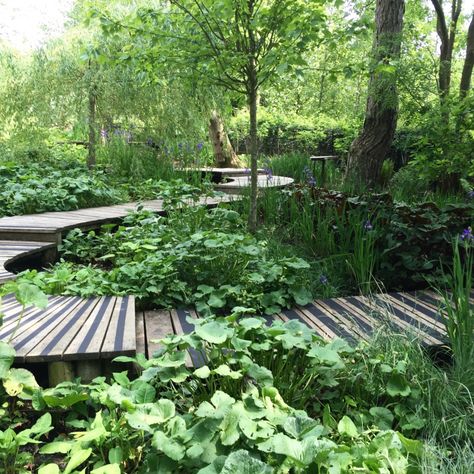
[0,293,135,384]
[0,294,135,363]
[137,290,472,364]
[0,195,236,244]
[0,240,56,283]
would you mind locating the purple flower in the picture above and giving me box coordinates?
[178,143,183,150]
[363,220,373,231]
[319,274,328,285]
[468,190,474,199]
[197,142,204,151]
[303,166,316,187]
[264,167,273,181]
[146,137,154,146]
[460,227,473,242]
[100,129,108,139]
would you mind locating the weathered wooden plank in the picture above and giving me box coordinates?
[10,297,90,361]
[63,296,116,360]
[299,303,355,342]
[144,310,174,358]
[356,295,444,345]
[384,293,446,331]
[280,307,332,339]
[100,297,136,359]
[24,298,101,362]
[135,311,146,357]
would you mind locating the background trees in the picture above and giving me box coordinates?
[0,0,472,194]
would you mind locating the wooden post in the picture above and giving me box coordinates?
[48,361,74,386]
[76,360,102,384]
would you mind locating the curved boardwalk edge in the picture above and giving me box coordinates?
[0,240,56,283]
[139,289,474,366]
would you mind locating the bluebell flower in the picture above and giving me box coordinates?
[460,227,473,242]
[319,274,328,285]
[303,166,317,187]
[468,189,474,199]
[100,129,108,139]
[197,142,204,151]
[364,220,373,231]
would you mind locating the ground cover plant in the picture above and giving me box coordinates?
[1,0,474,472]
[18,200,313,314]
[254,182,474,293]
[1,284,472,473]
[0,288,429,473]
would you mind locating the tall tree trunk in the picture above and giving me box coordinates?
[87,84,97,169]
[431,0,462,103]
[248,78,258,233]
[208,111,240,167]
[346,0,405,187]
[460,12,474,99]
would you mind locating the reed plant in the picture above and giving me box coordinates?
[438,239,473,376]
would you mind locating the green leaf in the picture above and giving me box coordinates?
[258,433,303,460]
[14,282,48,309]
[337,416,359,438]
[3,367,39,396]
[387,373,411,397]
[208,293,226,308]
[194,365,211,378]
[196,321,233,344]
[369,407,394,430]
[108,447,123,464]
[134,382,156,403]
[91,465,121,474]
[397,433,423,457]
[64,448,92,474]
[221,450,273,474]
[307,345,343,365]
[0,342,15,378]
[38,465,60,474]
[152,430,185,461]
[40,441,73,454]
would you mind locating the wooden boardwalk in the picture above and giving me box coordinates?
[0,294,135,363]
[0,195,236,243]
[137,290,473,364]
[0,240,56,283]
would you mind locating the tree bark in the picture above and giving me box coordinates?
[460,12,474,99]
[346,0,405,187]
[248,69,258,233]
[87,84,97,169]
[431,0,463,102]
[208,110,240,167]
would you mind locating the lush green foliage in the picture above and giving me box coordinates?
[256,185,474,291]
[19,204,313,313]
[0,159,126,216]
[0,306,428,473]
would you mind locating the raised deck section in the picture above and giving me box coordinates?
[0,240,56,283]
[0,294,135,363]
[138,290,469,364]
[0,195,236,243]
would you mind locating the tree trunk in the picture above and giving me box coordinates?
[87,84,97,169]
[248,68,259,234]
[208,111,240,167]
[346,0,405,187]
[431,0,462,102]
[460,12,474,99]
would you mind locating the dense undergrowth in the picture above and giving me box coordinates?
[0,297,472,473]
[19,205,313,313]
